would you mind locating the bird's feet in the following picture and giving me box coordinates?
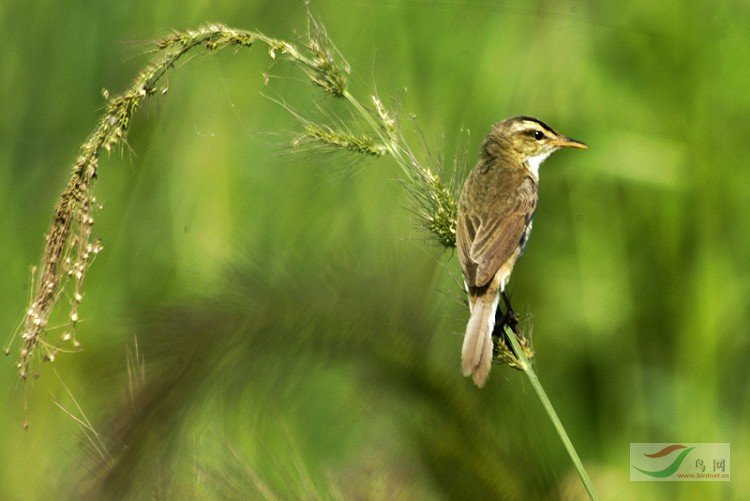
[491,291,535,366]
[492,291,520,343]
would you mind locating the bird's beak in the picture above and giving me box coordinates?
[555,136,588,149]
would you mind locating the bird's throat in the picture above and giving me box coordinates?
[525,151,552,180]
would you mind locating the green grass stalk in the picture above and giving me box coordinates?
[504,328,600,500]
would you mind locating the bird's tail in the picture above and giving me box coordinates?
[461,290,500,387]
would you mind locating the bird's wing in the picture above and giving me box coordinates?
[458,176,536,288]
[456,208,480,287]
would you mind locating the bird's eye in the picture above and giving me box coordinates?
[533,130,544,140]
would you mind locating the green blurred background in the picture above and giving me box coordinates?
[1,0,748,499]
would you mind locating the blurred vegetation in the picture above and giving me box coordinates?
[1,0,749,499]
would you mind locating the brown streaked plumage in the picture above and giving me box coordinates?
[457,116,587,387]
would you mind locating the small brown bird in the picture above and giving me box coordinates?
[457,116,587,387]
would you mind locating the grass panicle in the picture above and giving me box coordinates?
[8,21,352,379]
[294,122,386,157]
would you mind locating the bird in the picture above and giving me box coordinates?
[456,116,587,387]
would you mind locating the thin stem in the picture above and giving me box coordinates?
[504,327,600,501]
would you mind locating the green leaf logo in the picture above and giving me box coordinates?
[632,444,695,478]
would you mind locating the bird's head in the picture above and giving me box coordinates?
[486,116,587,175]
